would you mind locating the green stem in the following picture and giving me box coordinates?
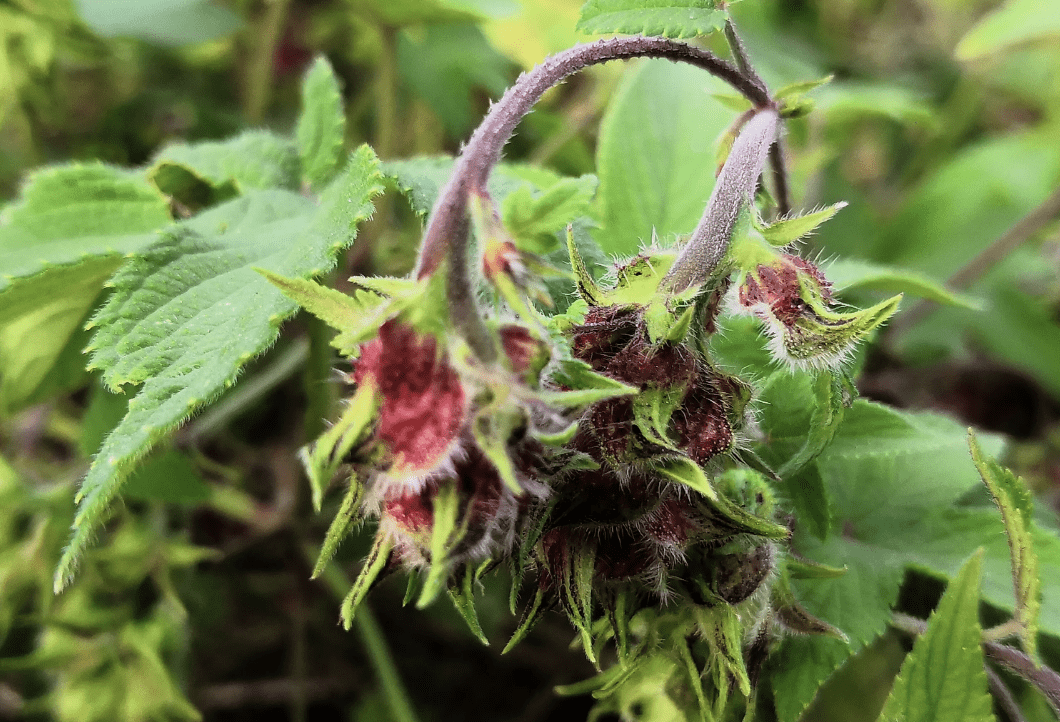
[310,548,421,722]
[304,313,336,441]
[244,0,292,123]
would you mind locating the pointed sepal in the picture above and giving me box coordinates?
[340,532,394,629]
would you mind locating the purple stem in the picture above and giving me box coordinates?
[412,36,770,361]
[661,107,779,293]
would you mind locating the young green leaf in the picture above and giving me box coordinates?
[297,56,347,191]
[576,0,728,39]
[501,175,597,254]
[757,203,847,246]
[150,131,300,196]
[824,259,981,310]
[877,550,993,722]
[448,565,489,645]
[969,431,1040,659]
[595,60,733,256]
[53,147,383,592]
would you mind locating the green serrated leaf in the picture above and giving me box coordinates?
[297,56,346,191]
[824,259,981,310]
[502,176,598,254]
[576,0,728,39]
[341,532,394,629]
[448,565,489,645]
[54,146,383,592]
[150,131,300,195]
[969,431,1040,660]
[770,402,1009,722]
[300,381,378,511]
[774,75,834,100]
[595,60,734,256]
[758,202,847,246]
[878,550,993,722]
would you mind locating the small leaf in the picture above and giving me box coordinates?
[258,270,387,355]
[448,565,489,645]
[576,0,728,39]
[502,176,598,254]
[824,259,981,310]
[969,431,1040,660]
[758,203,847,246]
[566,225,603,305]
[150,131,300,194]
[877,550,993,722]
[297,56,347,191]
[300,381,378,511]
[340,533,394,629]
[774,75,835,100]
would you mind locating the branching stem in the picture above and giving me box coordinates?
[413,36,772,361]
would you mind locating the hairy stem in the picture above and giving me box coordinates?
[412,36,770,361]
[662,108,780,293]
[986,666,1029,722]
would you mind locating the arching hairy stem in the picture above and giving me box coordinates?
[412,36,772,362]
[662,107,779,294]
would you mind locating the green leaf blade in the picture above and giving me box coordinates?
[55,147,383,591]
[576,0,728,39]
[878,550,993,722]
[969,431,1040,659]
[150,131,301,195]
[297,56,347,191]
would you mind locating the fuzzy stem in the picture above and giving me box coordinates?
[662,108,779,293]
[412,36,770,360]
[724,19,767,96]
[986,666,1029,722]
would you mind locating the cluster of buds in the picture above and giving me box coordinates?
[265,33,904,721]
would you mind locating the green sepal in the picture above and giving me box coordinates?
[403,574,420,607]
[554,660,632,697]
[771,571,847,641]
[604,252,678,307]
[657,459,790,540]
[565,544,599,667]
[340,532,394,629]
[258,269,386,355]
[543,359,637,407]
[778,370,846,481]
[783,286,902,368]
[311,477,365,579]
[696,604,752,697]
[448,564,489,645]
[471,404,524,494]
[756,202,847,247]
[631,386,684,450]
[606,590,634,664]
[786,557,848,580]
[567,225,603,306]
[969,431,1040,661]
[417,481,466,609]
[510,499,556,614]
[299,381,378,511]
[533,420,580,447]
[503,587,548,654]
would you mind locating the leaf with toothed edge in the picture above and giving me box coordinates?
[53,146,383,593]
[503,587,547,654]
[756,202,847,246]
[297,56,347,191]
[576,0,729,39]
[969,431,1041,661]
[341,532,394,629]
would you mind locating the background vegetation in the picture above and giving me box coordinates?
[1,0,1059,720]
